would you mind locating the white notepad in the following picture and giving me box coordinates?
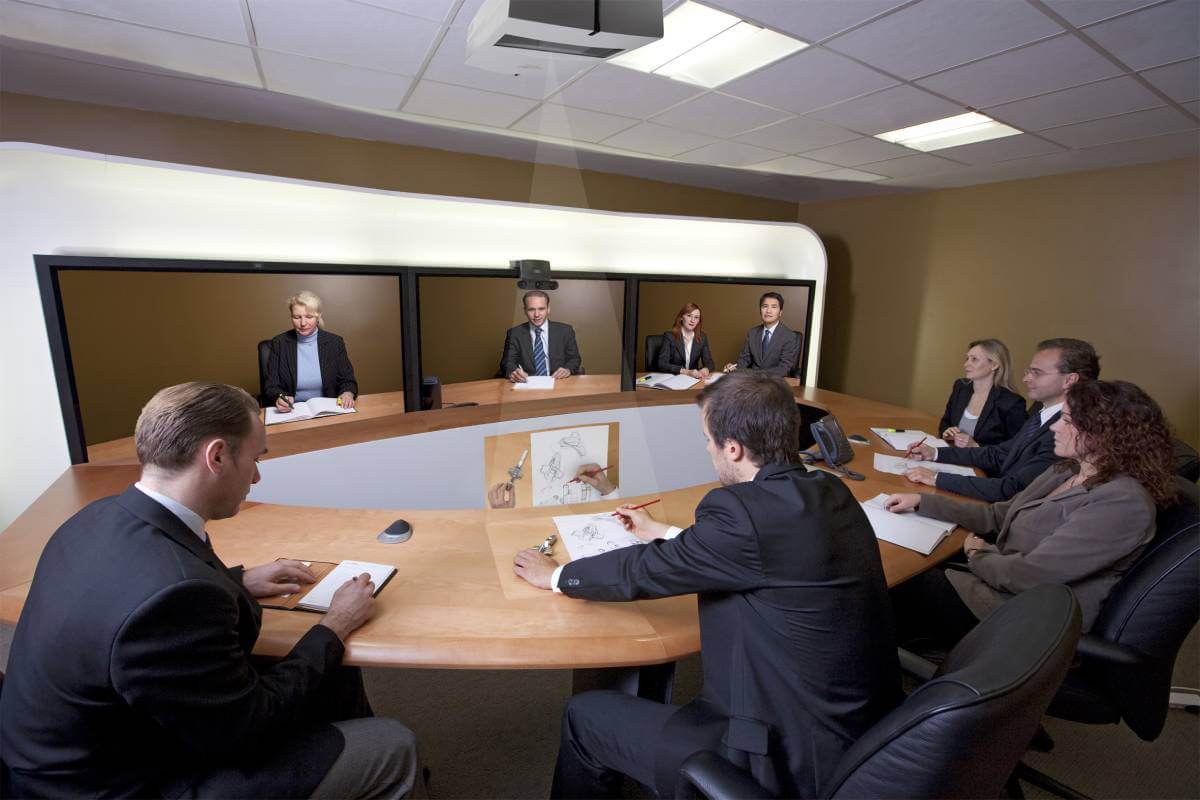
[514,376,556,390]
[296,560,396,612]
[870,428,947,451]
[636,373,700,390]
[265,398,356,425]
[860,494,956,555]
[873,453,976,477]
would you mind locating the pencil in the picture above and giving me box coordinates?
[570,466,611,483]
[612,498,661,516]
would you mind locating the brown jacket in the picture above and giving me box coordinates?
[918,465,1156,631]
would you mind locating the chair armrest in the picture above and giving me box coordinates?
[898,647,938,682]
[1075,634,1147,667]
[676,751,771,800]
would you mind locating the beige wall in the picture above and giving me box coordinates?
[59,271,403,444]
[419,277,624,384]
[800,158,1199,447]
[635,282,811,371]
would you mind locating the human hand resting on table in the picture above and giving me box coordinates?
[242,559,316,597]
[513,548,558,590]
[488,481,516,508]
[320,573,376,640]
[883,493,922,513]
[337,391,357,409]
[551,367,571,380]
[904,467,938,487]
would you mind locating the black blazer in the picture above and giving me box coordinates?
[0,487,346,798]
[558,464,900,798]
[938,381,1028,447]
[934,405,1061,502]
[264,329,358,401]
[654,330,716,374]
[734,323,803,377]
[500,320,582,376]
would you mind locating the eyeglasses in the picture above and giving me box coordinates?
[1024,367,1065,378]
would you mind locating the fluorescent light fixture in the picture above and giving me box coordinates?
[876,111,1021,152]
[611,1,806,87]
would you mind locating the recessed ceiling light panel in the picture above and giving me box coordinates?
[876,111,1022,152]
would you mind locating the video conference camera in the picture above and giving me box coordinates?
[513,259,558,291]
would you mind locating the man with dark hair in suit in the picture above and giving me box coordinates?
[502,290,582,382]
[513,371,900,799]
[0,382,420,799]
[904,338,1101,502]
[723,291,803,377]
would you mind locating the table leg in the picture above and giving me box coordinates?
[571,662,676,703]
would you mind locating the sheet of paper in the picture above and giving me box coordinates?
[265,405,313,425]
[705,373,724,384]
[860,494,956,555]
[873,453,976,477]
[659,374,700,390]
[869,428,947,450]
[306,397,355,416]
[553,513,643,560]
[298,560,395,611]
[514,376,556,390]
[530,425,610,507]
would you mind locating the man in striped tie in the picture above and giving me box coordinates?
[502,290,583,383]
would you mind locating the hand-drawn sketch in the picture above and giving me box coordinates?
[558,430,586,456]
[553,513,643,560]
[540,451,563,483]
[530,425,612,507]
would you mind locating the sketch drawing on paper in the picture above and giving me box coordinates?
[553,513,642,560]
[529,425,613,507]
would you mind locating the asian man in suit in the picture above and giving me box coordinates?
[0,382,420,799]
[501,290,582,382]
[723,291,802,377]
[513,371,900,799]
[904,338,1101,502]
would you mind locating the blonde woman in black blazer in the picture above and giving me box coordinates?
[654,302,715,378]
[939,338,1027,448]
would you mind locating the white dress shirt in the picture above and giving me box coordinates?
[134,482,208,543]
[682,331,694,369]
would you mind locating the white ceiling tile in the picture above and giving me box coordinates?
[985,75,1164,130]
[1061,128,1199,164]
[810,166,889,182]
[511,103,639,142]
[678,140,784,167]
[0,0,260,85]
[799,136,913,165]
[550,64,704,118]
[402,79,539,126]
[1042,0,1161,27]
[423,26,590,100]
[733,114,859,152]
[248,0,438,74]
[931,132,1067,164]
[749,155,838,176]
[1083,0,1200,70]
[650,92,790,138]
[1140,58,1200,102]
[720,47,897,114]
[805,84,965,135]
[1040,105,1197,147]
[18,0,251,43]
[713,0,909,43]
[917,34,1122,108]
[259,49,411,110]
[601,121,719,157]
[352,0,457,23]
[857,153,962,178]
[825,0,1064,80]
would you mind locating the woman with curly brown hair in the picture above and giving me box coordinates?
[886,379,1176,644]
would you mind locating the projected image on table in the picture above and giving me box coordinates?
[482,422,620,509]
[531,425,613,506]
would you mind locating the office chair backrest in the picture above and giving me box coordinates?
[789,332,804,380]
[645,334,665,372]
[825,585,1081,799]
[1173,438,1199,482]
[1081,490,1199,741]
[256,339,272,407]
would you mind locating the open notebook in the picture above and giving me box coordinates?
[636,373,700,391]
[260,559,396,613]
[870,428,947,451]
[265,398,356,425]
[860,494,956,555]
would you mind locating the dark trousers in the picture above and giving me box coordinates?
[890,568,982,650]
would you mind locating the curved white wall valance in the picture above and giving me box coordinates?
[0,143,825,529]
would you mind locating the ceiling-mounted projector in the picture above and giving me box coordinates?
[467,0,663,75]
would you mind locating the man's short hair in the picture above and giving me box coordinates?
[1036,338,1101,380]
[759,291,785,309]
[135,382,260,470]
[696,371,798,467]
[522,290,550,308]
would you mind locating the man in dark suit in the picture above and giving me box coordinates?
[905,338,1101,502]
[723,291,802,377]
[501,290,582,382]
[0,383,419,799]
[513,371,900,799]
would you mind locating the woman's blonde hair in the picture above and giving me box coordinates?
[288,290,324,328]
[968,338,1015,391]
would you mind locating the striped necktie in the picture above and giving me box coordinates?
[533,326,549,376]
[1017,413,1042,446]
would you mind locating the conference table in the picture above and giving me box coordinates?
[1,376,972,680]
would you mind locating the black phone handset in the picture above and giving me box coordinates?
[810,415,865,481]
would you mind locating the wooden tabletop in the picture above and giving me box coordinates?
[7,382,971,669]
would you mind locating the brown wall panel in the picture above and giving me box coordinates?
[419,276,624,384]
[636,282,811,372]
[60,271,403,444]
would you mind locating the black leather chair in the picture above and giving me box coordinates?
[789,331,804,380]
[1012,485,1200,799]
[645,334,665,374]
[256,339,272,408]
[676,584,1082,800]
[1173,438,1199,483]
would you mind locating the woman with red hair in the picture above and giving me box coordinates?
[654,303,715,379]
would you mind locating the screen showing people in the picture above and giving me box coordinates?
[265,290,360,418]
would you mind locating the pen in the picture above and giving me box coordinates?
[570,466,610,483]
[612,498,661,516]
[277,393,294,409]
[881,428,908,432]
